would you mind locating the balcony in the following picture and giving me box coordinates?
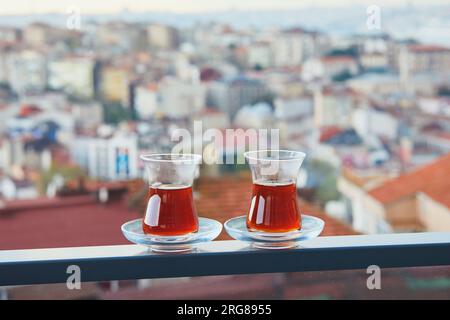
[1,232,450,290]
[1,175,450,299]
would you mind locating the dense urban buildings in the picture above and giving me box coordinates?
[0,3,449,299]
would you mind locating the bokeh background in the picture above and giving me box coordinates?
[0,0,449,299]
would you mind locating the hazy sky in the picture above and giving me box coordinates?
[0,0,448,15]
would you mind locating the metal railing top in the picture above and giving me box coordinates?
[1,232,450,286]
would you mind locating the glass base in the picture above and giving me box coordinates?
[251,242,299,250]
[149,244,194,253]
[121,217,222,253]
[224,215,324,249]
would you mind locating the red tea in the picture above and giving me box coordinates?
[246,181,301,232]
[143,184,199,236]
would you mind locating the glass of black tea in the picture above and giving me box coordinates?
[140,153,202,236]
[244,150,306,233]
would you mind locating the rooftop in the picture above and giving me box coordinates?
[408,44,450,53]
[320,55,357,64]
[369,152,450,207]
[319,126,342,143]
[0,194,139,250]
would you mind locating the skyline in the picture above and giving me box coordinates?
[0,0,449,15]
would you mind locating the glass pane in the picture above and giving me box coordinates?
[3,266,449,300]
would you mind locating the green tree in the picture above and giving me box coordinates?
[325,46,358,58]
[332,70,355,82]
[102,102,136,124]
[38,165,86,195]
[309,160,340,206]
[253,63,264,71]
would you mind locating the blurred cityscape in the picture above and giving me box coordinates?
[0,2,449,299]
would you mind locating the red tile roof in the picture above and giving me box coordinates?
[196,107,224,115]
[424,131,450,141]
[18,104,42,117]
[0,194,140,250]
[320,55,356,64]
[369,153,450,207]
[319,126,342,142]
[408,44,450,53]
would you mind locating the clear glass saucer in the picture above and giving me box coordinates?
[121,217,223,252]
[224,215,324,249]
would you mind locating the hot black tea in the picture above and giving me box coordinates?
[246,181,301,232]
[143,184,199,236]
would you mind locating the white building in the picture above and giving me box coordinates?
[303,55,359,81]
[72,102,104,130]
[274,96,313,120]
[0,104,18,133]
[403,44,450,75]
[0,138,25,174]
[347,73,401,95]
[147,24,179,50]
[5,49,47,95]
[359,53,389,70]
[248,42,272,69]
[0,176,38,200]
[175,55,200,82]
[95,21,144,52]
[191,108,230,130]
[234,102,273,129]
[0,26,20,43]
[71,132,139,181]
[0,50,8,84]
[135,78,206,119]
[347,73,440,96]
[272,30,303,67]
[159,78,206,118]
[48,56,96,99]
[134,84,159,119]
[314,87,356,128]
[274,96,315,148]
[208,76,267,119]
[352,107,398,141]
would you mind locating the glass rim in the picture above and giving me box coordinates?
[140,153,202,163]
[244,149,306,162]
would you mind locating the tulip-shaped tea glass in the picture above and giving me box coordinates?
[141,153,202,236]
[244,150,306,233]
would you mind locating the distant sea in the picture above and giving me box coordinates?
[0,5,449,46]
